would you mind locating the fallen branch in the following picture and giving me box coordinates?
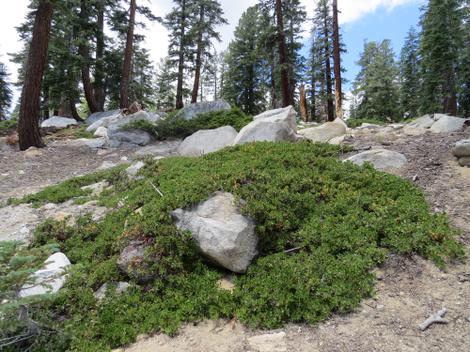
[419,308,448,331]
[149,181,164,197]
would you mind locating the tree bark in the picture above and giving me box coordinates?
[323,9,334,121]
[94,1,106,110]
[18,0,53,150]
[176,0,187,109]
[120,0,137,109]
[332,0,343,119]
[79,0,100,113]
[275,0,291,107]
[299,84,308,122]
[191,6,204,104]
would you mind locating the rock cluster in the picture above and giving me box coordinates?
[452,139,470,167]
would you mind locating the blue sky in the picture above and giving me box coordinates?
[341,2,423,89]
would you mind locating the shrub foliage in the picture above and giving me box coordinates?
[1,142,464,351]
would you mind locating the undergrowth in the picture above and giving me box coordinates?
[47,125,94,140]
[346,118,387,128]
[122,107,251,140]
[0,142,464,351]
[0,119,17,135]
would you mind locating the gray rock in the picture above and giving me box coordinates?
[347,149,408,171]
[41,116,78,129]
[429,115,467,133]
[0,204,39,242]
[87,110,158,133]
[172,192,257,273]
[108,129,154,148]
[94,126,108,138]
[126,161,145,178]
[453,140,470,157]
[298,118,347,143]
[19,252,71,297]
[117,241,154,282]
[177,126,237,156]
[233,106,297,145]
[458,157,470,167]
[408,114,438,129]
[94,282,130,301]
[178,100,231,120]
[86,109,122,125]
[134,140,182,157]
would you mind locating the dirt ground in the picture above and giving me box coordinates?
[1,130,469,352]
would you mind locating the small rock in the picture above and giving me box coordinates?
[99,161,118,170]
[452,140,470,157]
[126,161,145,179]
[217,275,236,292]
[94,282,130,301]
[19,253,71,297]
[94,126,108,138]
[117,241,154,283]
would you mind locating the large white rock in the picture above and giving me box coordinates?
[233,106,298,145]
[178,100,231,120]
[41,116,78,129]
[172,192,258,273]
[429,115,467,133]
[177,126,237,156]
[453,139,470,157]
[86,109,122,125]
[298,118,347,143]
[19,252,71,298]
[346,149,408,171]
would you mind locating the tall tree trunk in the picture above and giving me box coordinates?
[176,0,187,109]
[299,84,308,122]
[444,67,457,115]
[120,0,137,109]
[191,6,204,104]
[275,0,290,107]
[332,0,343,119]
[94,1,106,110]
[18,0,53,151]
[79,0,100,113]
[323,10,334,121]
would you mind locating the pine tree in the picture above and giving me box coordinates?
[420,0,462,115]
[222,6,268,115]
[155,57,176,110]
[120,0,137,109]
[0,62,12,120]
[163,0,196,109]
[189,0,227,103]
[399,26,421,119]
[352,40,400,121]
[18,0,54,150]
[457,0,470,117]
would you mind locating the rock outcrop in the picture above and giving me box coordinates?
[41,116,78,129]
[233,106,298,145]
[177,126,237,156]
[172,192,257,273]
[178,100,231,120]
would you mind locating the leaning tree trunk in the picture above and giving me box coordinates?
[332,0,343,119]
[176,0,187,109]
[120,0,137,109]
[323,11,334,122]
[275,0,291,107]
[18,0,53,151]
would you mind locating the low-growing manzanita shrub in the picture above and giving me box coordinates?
[1,141,464,351]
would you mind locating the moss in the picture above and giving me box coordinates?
[122,107,252,140]
[0,141,464,351]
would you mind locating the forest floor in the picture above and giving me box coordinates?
[1,129,469,352]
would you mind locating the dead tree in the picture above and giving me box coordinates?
[332,0,343,119]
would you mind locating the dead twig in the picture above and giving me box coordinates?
[419,308,448,331]
[149,181,164,197]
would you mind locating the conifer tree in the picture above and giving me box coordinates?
[457,0,470,117]
[222,6,268,114]
[352,40,400,121]
[399,26,421,119]
[120,0,137,109]
[420,0,462,115]
[189,0,227,103]
[0,62,12,120]
[155,57,176,110]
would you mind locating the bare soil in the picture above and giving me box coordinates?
[1,131,469,352]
